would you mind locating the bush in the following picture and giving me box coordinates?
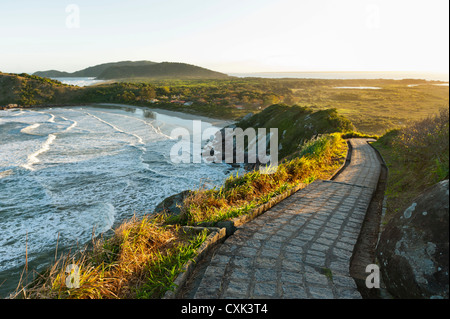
[373,107,449,221]
[393,107,449,179]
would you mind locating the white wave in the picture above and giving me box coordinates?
[21,134,56,171]
[31,110,56,123]
[60,116,78,132]
[89,108,173,141]
[11,110,25,116]
[20,123,41,135]
[85,111,145,145]
[97,202,116,234]
[0,169,13,179]
[148,121,174,140]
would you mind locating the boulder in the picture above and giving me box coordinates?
[376,179,449,299]
[154,190,192,217]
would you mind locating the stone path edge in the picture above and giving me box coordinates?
[163,226,227,299]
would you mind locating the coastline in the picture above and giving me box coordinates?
[1,102,237,128]
[94,103,237,128]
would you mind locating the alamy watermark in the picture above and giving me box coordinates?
[365,4,381,30]
[169,120,279,174]
[365,264,380,289]
[65,264,80,288]
[65,4,80,29]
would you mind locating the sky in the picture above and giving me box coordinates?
[0,0,448,74]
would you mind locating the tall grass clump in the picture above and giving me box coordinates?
[13,215,209,299]
[180,133,347,225]
[373,107,449,221]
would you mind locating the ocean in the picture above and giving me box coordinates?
[228,71,449,82]
[0,105,237,297]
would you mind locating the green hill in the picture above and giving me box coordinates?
[235,104,354,159]
[0,72,78,107]
[33,61,228,80]
[96,62,229,80]
[33,61,158,78]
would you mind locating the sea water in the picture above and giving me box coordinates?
[0,105,236,297]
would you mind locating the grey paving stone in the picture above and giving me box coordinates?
[280,271,303,284]
[284,252,303,263]
[305,254,326,267]
[240,246,258,257]
[315,236,334,246]
[224,280,250,297]
[281,259,302,272]
[308,285,335,299]
[210,254,232,266]
[229,268,251,281]
[254,256,278,268]
[260,248,281,258]
[282,284,308,299]
[253,282,278,297]
[254,268,278,282]
[310,243,329,252]
[232,256,254,268]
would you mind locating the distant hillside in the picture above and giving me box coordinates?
[33,61,228,80]
[33,61,157,78]
[97,62,229,80]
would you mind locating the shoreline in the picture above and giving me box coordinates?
[94,103,237,128]
[1,102,237,128]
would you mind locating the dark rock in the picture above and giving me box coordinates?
[154,190,192,217]
[216,220,237,236]
[376,179,449,299]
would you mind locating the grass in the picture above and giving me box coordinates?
[14,215,209,299]
[178,133,348,225]
[235,104,354,159]
[372,107,449,223]
[321,267,333,281]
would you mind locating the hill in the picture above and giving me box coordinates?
[0,72,79,107]
[33,61,229,80]
[234,104,354,159]
[97,62,229,80]
[33,61,158,78]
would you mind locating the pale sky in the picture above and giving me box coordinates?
[0,0,448,74]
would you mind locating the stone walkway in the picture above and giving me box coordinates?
[192,139,381,299]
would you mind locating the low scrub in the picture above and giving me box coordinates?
[373,107,449,222]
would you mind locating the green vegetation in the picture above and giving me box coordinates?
[235,104,353,159]
[33,60,159,78]
[0,72,77,107]
[15,215,209,299]
[372,107,449,222]
[321,268,333,281]
[33,60,228,80]
[96,62,229,80]
[177,133,347,225]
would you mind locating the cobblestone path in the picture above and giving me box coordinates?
[192,139,381,299]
